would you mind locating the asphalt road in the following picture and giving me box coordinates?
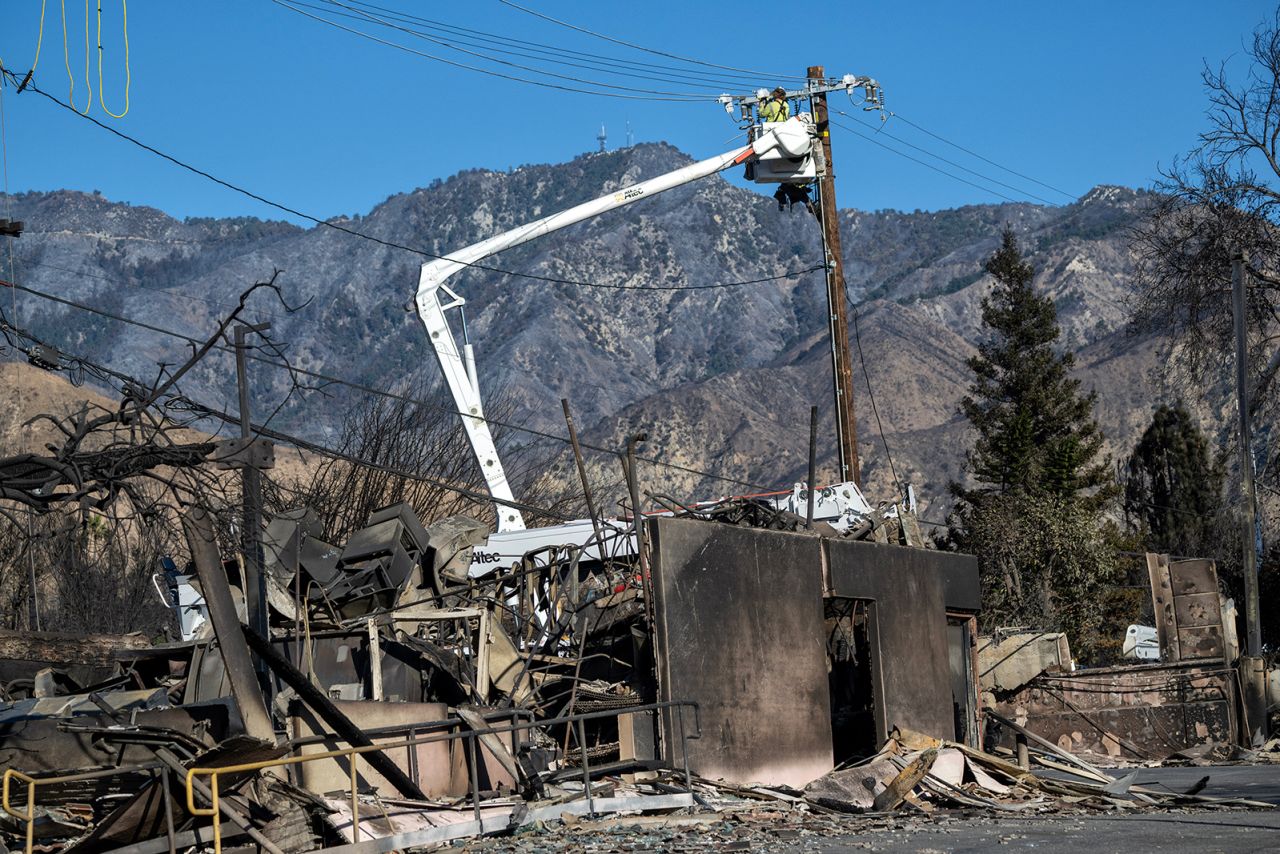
[803,810,1280,853]
[459,765,1280,853]
[1047,763,1280,806]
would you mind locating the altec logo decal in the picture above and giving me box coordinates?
[613,187,644,203]
[471,551,502,565]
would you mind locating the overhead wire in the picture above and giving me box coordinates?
[828,115,1026,205]
[310,3,1075,215]
[330,0,775,91]
[833,108,1060,207]
[23,258,306,324]
[306,0,751,94]
[0,314,572,523]
[497,0,809,83]
[0,58,17,327]
[5,278,778,493]
[270,0,711,101]
[848,296,902,493]
[1,64,819,292]
[60,0,92,113]
[306,0,721,99]
[29,1,50,77]
[890,112,1076,201]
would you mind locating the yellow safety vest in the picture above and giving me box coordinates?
[760,98,789,122]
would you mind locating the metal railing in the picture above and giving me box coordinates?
[2,762,170,854]
[185,700,699,854]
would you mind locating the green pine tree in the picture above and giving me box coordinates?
[948,229,1120,660]
[1123,403,1227,559]
[953,228,1112,506]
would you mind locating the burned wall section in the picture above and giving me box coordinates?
[648,518,833,788]
[824,539,980,745]
[648,518,981,788]
[988,660,1237,760]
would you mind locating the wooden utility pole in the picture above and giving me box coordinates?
[807,66,861,486]
[234,322,271,653]
[1231,253,1262,658]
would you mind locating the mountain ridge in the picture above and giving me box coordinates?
[0,142,1171,519]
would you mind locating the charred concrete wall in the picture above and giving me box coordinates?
[648,518,980,787]
[649,518,833,787]
[989,660,1238,760]
[824,539,980,743]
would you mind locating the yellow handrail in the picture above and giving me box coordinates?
[1,770,36,854]
[3,765,160,854]
[186,742,392,854]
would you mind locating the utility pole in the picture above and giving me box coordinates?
[234,323,271,652]
[1231,253,1262,657]
[808,65,861,486]
[26,508,40,631]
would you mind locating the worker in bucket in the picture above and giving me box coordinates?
[760,87,790,122]
[759,87,814,214]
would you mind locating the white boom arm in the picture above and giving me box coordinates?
[415,118,814,532]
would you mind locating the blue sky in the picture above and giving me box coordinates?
[0,1,1271,223]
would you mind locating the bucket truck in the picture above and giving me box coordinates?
[413,115,879,572]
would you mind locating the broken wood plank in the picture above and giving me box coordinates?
[871,748,936,812]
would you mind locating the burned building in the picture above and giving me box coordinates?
[0,493,985,851]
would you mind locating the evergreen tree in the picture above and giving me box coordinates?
[948,229,1120,659]
[1123,403,1226,559]
[954,228,1112,506]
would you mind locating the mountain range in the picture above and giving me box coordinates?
[0,144,1174,523]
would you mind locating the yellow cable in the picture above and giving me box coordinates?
[31,1,50,74]
[59,0,90,114]
[82,0,93,115]
[95,0,129,119]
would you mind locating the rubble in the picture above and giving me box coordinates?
[802,726,1271,814]
[0,499,1270,854]
[0,498,697,852]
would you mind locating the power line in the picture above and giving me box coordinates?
[304,0,754,94]
[1,59,16,327]
[187,399,573,524]
[5,277,777,493]
[828,116,1026,205]
[307,0,721,99]
[21,258,304,323]
[890,112,1076,201]
[832,109,1060,207]
[270,0,712,102]
[328,0,774,90]
[0,313,571,523]
[848,298,902,495]
[0,65,817,293]
[497,0,810,83]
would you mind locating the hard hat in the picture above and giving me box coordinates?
[772,87,786,98]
